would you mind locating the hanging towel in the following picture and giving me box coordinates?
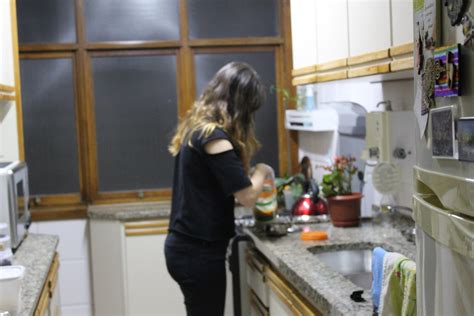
[379,252,417,316]
[372,247,387,313]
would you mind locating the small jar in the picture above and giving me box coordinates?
[254,167,277,222]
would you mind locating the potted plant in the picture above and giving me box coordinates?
[321,155,362,227]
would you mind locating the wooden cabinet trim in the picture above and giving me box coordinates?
[125,227,168,237]
[348,62,390,78]
[0,84,15,92]
[250,290,270,316]
[265,265,321,316]
[292,64,319,77]
[124,220,169,229]
[34,252,59,316]
[389,42,414,57]
[0,93,16,101]
[347,48,390,66]
[291,43,413,85]
[317,58,347,71]
[390,57,414,72]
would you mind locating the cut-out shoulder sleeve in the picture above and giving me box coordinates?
[197,129,251,195]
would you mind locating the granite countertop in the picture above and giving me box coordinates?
[88,202,253,221]
[245,220,416,316]
[88,202,172,221]
[11,234,59,316]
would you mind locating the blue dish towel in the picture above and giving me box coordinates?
[372,247,387,312]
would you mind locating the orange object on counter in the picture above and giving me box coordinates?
[300,231,328,241]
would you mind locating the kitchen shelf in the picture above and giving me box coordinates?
[292,42,414,86]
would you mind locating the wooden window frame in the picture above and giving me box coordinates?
[84,49,179,204]
[16,0,297,220]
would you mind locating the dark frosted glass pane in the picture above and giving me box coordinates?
[92,55,177,192]
[20,58,80,195]
[187,0,279,39]
[84,0,179,42]
[195,52,279,175]
[17,0,76,43]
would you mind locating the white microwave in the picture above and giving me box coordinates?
[0,161,31,250]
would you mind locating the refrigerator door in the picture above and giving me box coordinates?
[414,4,474,180]
[414,166,474,217]
[414,193,474,316]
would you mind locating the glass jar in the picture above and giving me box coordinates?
[253,167,277,222]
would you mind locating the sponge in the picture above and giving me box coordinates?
[300,231,328,241]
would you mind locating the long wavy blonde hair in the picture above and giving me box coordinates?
[169,62,265,171]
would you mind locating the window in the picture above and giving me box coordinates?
[194,51,280,172]
[17,0,294,217]
[20,56,81,196]
[17,0,76,44]
[91,53,177,193]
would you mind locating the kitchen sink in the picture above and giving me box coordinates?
[312,249,373,289]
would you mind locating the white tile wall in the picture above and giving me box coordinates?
[299,76,415,207]
[36,219,93,315]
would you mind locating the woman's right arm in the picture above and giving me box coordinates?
[234,163,272,208]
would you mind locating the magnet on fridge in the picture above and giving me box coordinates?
[421,58,437,115]
[431,105,458,159]
[457,117,474,162]
[434,44,461,97]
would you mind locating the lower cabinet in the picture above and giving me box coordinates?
[246,249,321,316]
[90,219,185,316]
[35,252,61,316]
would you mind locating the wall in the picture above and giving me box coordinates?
[297,74,415,208]
[29,220,93,316]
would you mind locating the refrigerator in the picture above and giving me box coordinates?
[413,1,474,315]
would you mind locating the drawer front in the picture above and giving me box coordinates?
[246,253,269,306]
[250,290,270,316]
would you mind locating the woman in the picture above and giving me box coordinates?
[165,62,273,315]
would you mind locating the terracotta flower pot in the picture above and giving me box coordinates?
[327,193,363,227]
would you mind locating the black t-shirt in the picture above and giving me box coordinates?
[168,128,252,242]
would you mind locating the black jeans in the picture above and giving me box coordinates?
[164,232,229,316]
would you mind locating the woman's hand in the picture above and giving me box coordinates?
[234,163,273,208]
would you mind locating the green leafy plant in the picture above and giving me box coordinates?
[275,173,305,207]
[321,156,358,198]
[269,85,303,109]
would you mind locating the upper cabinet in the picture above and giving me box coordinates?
[0,0,15,88]
[348,0,391,56]
[291,0,318,69]
[291,0,414,74]
[316,0,349,64]
[391,0,414,46]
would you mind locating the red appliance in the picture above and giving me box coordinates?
[291,157,328,216]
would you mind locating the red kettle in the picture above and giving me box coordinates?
[291,157,328,216]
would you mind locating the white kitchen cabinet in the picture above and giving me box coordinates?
[291,0,318,69]
[35,253,61,316]
[0,0,20,162]
[390,0,414,46]
[316,0,349,64]
[125,231,184,316]
[90,219,185,316]
[0,0,15,87]
[268,285,294,316]
[348,0,391,56]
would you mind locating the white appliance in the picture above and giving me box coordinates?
[285,109,338,132]
[413,2,474,315]
[0,161,30,250]
[364,111,416,210]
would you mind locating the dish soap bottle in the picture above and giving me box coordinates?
[254,167,277,222]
